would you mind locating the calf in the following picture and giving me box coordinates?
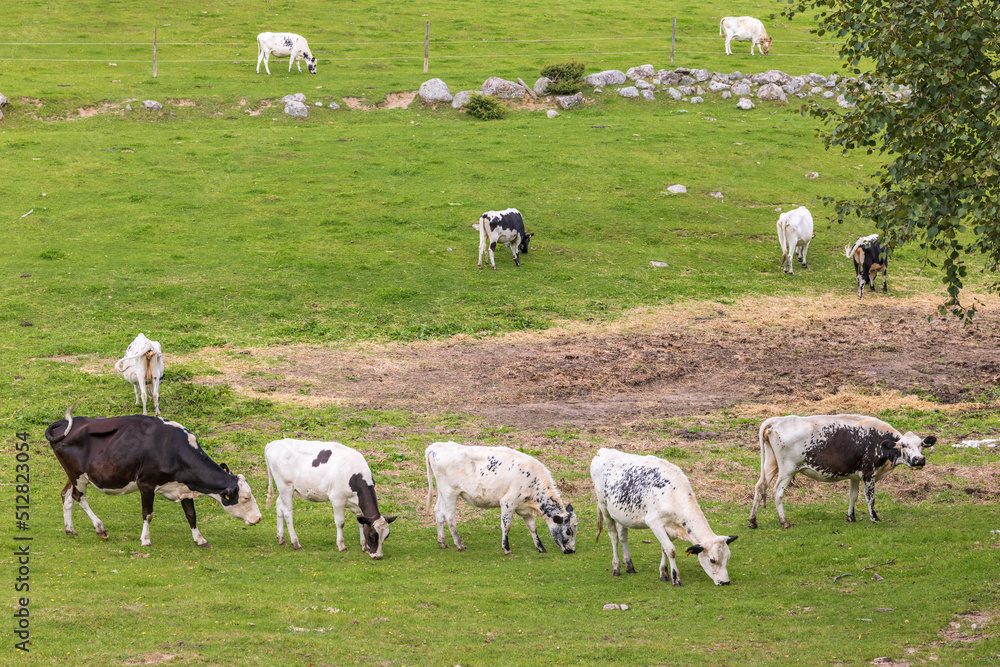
[749,414,935,529]
[473,208,533,270]
[845,234,888,298]
[591,448,737,586]
[720,17,772,55]
[256,32,317,75]
[425,441,576,554]
[113,333,164,416]
[777,206,814,275]
[265,439,396,559]
[45,405,261,547]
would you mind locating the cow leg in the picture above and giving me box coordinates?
[772,471,796,529]
[139,378,149,416]
[152,377,161,417]
[799,242,809,269]
[256,50,264,74]
[881,267,888,293]
[847,478,860,522]
[78,493,108,539]
[61,482,78,536]
[725,36,732,55]
[749,438,778,528]
[332,502,348,552]
[863,478,880,522]
[617,525,636,574]
[500,501,515,555]
[436,492,464,550]
[521,513,546,553]
[649,523,681,586]
[432,492,448,548]
[181,498,210,547]
[488,241,498,271]
[280,487,303,549]
[139,488,155,547]
[857,273,866,299]
[510,242,520,268]
[263,53,272,75]
[601,508,623,576]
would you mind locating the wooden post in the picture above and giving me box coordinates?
[153,28,158,77]
[423,20,429,73]
[670,18,676,67]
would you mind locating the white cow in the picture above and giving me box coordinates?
[591,448,737,586]
[424,441,576,554]
[256,32,317,75]
[472,208,533,270]
[720,17,772,55]
[777,206,814,275]
[113,333,164,416]
[265,439,396,558]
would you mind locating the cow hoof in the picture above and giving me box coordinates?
[748,518,758,529]
[780,521,793,529]
[278,538,286,546]
[198,542,213,549]
[502,549,512,556]
[294,544,305,551]
[438,542,447,549]
[672,581,683,588]
[660,573,668,582]
[846,514,856,523]
[625,564,636,574]
[612,568,620,577]
[65,529,78,537]
[536,546,547,554]
[97,530,109,539]
[456,545,467,552]
[477,265,482,270]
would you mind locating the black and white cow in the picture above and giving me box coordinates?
[265,439,396,559]
[425,441,576,554]
[256,32,317,75]
[748,414,935,529]
[591,448,737,586]
[44,405,261,547]
[473,208,533,270]
[845,234,888,298]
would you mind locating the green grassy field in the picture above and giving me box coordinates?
[2,0,999,665]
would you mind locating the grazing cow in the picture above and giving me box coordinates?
[265,439,396,559]
[777,206,814,275]
[44,405,261,547]
[720,17,772,55]
[845,234,888,299]
[114,333,164,416]
[748,414,935,529]
[473,208,534,270]
[424,441,576,554]
[256,32,317,75]
[591,448,737,586]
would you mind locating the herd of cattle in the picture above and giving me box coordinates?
[44,334,937,585]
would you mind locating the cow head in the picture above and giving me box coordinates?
[519,232,534,255]
[306,54,317,74]
[216,474,263,525]
[760,37,772,54]
[686,535,737,585]
[896,432,933,468]
[546,504,577,554]
[357,515,396,559]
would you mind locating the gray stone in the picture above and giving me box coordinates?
[674,67,692,74]
[722,90,732,99]
[667,87,682,100]
[805,172,819,179]
[782,76,805,94]
[451,90,474,109]
[730,70,744,80]
[709,80,730,92]
[810,86,824,95]
[419,78,453,104]
[603,604,621,611]
[618,86,640,99]
[678,85,693,96]
[636,80,654,90]
[314,102,322,107]
[284,100,308,117]
[126,104,132,111]
[556,92,583,109]
[679,75,696,86]
[534,77,552,96]
[808,73,828,85]
[693,68,710,82]
[737,97,755,110]
[600,69,627,85]
[583,72,607,86]
[481,76,527,98]
[712,72,729,82]
[709,191,724,198]
[657,71,681,86]
[757,83,788,102]
[753,70,791,85]
[546,109,559,118]
[822,90,836,99]
[694,86,706,95]
[0,93,8,106]
[837,94,856,108]
[626,64,655,80]
[143,100,162,111]
[328,101,341,109]
[641,89,656,100]
[690,96,704,104]
[826,74,840,87]
[666,184,687,194]
[650,261,670,268]
[0,108,3,121]
[731,81,751,96]
[593,88,602,94]
[282,93,306,103]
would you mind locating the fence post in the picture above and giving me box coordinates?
[153,28,157,77]
[671,17,676,67]
[424,20,429,73]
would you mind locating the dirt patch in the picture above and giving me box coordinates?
[123,653,176,666]
[165,99,196,107]
[383,91,417,109]
[939,610,994,643]
[245,99,275,116]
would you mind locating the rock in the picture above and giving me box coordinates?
[593,88,602,93]
[679,75,696,86]
[657,71,681,86]
[709,80,730,92]
[282,93,306,103]
[143,100,162,111]
[692,68,710,82]
[722,90,732,99]
[533,77,552,96]
[730,81,751,96]
[419,78,453,104]
[730,70,744,80]
[666,184,687,194]
[709,191,724,198]
[753,70,792,85]
[284,100,308,117]
[712,72,729,82]
[674,67,692,75]
[650,261,669,268]
[805,172,819,178]
[822,90,836,99]
[0,93,8,106]
[636,80,654,90]
[667,87,682,100]
[328,102,340,109]
[451,90,474,109]
[481,76,526,98]
[620,604,629,611]
[517,77,538,99]
[618,86,640,99]
[826,74,840,87]
[555,92,583,109]
[837,94,856,108]
[126,104,132,111]
[603,604,621,611]
[583,72,607,86]
[810,86,824,95]
[626,64,655,81]
[0,108,4,121]
[546,109,559,118]
[808,73,828,85]
[694,86,706,95]
[678,85,693,96]
[314,102,322,107]
[600,69,627,85]
[782,76,805,94]
[757,83,788,102]
[641,90,656,100]
[690,96,704,104]
[796,93,807,99]
[737,97,755,110]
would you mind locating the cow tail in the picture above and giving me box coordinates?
[265,456,274,510]
[425,449,435,514]
[719,18,724,35]
[595,507,603,543]
[759,424,776,505]
[844,241,855,260]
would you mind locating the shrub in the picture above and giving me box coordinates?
[541,61,586,95]
[462,93,508,120]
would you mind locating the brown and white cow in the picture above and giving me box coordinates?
[44,405,261,547]
[748,414,935,529]
[424,441,576,554]
[591,448,737,586]
[845,234,888,298]
[265,439,396,559]
[720,17,772,55]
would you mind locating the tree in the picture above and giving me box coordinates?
[783,0,1000,318]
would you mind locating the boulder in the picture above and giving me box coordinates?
[420,78,453,104]
[692,68,710,82]
[825,74,840,87]
[722,90,732,99]
[737,97,755,110]
[822,90,836,99]
[0,93,8,106]
[679,75,696,86]
[730,81,751,96]
[636,80,654,90]
[667,87,682,100]
[555,92,583,109]
[451,90,474,109]
[534,77,552,96]
[730,70,744,80]
[282,93,306,103]
[712,72,730,82]
[0,108,4,121]
[757,83,788,102]
[708,81,730,92]
[782,76,805,94]
[753,70,792,85]
[657,71,681,86]
[314,102,322,107]
[674,67,692,74]
[810,86,824,95]
[618,86,640,99]
[677,85,693,96]
[694,85,706,95]
[641,89,656,100]
[666,184,687,194]
[690,96,704,104]
[546,109,559,118]
[583,72,607,86]
[143,100,163,111]
[600,69,627,85]
[481,77,526,98]
[837,94,856,108]
[284,100,308,117]
[808,73,828,85]
[626,64,655,81]
[328,101,341,109]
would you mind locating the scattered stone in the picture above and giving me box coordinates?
[667,87,682,100]
[693,69,710,82]
[641,90,656,100]
[626,64,655,81]
[419,78,453,104]
[451,90,474,109]
[603,604,620,611]
[730,81,751,96]
[722,90,732,99]
[690,96,704,104]
[593,88,602,94]
[837,94,856,108]
[709,191,723,198]
[737,97,755,110]
[126,104,132,111]
[757,83,788,102]
[657,71,681,86]
[666,184,687,194]
[650,261,669,268]
[782,76,806,94]
[282,93,306,103]
[679,75,696,86]
[314,102,322,107]
[694,85,706,95]
[555,92,583,109]
[822,91,836,99]
[284,100,308,117]
[636,80,654,90]
[0,93,8,106]
[709,80,730,92]
[142,100,163,111]
[533,77,551,96]
[618,86,640,99]
[805,172,819,179]
[810,86,824,94]
[678,85,693,96]
[328,101,340,109]
[481,76,527,98]
[517,77,538,99]
[546,109,559,118]
[599,69,627,85]
[826,74,840,87]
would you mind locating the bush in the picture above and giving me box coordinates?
[462,93,508,120]
[541,61,586,95]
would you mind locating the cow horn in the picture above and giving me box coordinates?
[62,399,81,437]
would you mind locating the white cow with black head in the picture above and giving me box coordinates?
[473,208,533,270]
[256,32,317,75]
[114,333,164,416]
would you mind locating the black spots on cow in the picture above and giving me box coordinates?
[486,456,501,473]
[283,37,293,48]
[807,426,896,479]
[311,449,333,467]
[609,465,670,511]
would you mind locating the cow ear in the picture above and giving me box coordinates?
[879,437,898,450]
[725,535,738,545]
[552,514,564,525]
[922,436,937,447]
[686,545,705,556]
[566,504,574,514]
[219,463,230,473]
[385,515,398,524]
[357,516,373,526]
[529,233,535,238]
